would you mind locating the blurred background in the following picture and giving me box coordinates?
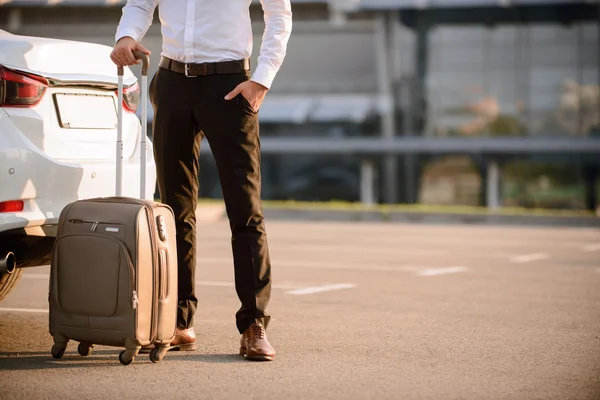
[1,0,598,212]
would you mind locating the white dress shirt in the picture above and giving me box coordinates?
[115,0,292,89]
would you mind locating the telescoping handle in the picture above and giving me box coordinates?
[116,51,150,199]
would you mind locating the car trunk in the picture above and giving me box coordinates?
[0,32,140,161]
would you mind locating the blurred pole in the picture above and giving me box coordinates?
[360,159,376,205]
[486,160,501,209]
[389,11,402,82]
[8,9,22,32]
[375,12,398,204]
[583,166,598,213]
[389,10,417,204]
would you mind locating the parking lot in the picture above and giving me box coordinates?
[1,219,599,399]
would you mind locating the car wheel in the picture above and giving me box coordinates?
[0,269,23,302]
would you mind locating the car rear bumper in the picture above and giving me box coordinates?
[0,160,157,235]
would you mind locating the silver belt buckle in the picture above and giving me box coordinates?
[184,64,197,78]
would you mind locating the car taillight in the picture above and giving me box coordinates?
[117,82,139,113]
[0,200,24,213]
[0,66,48,107]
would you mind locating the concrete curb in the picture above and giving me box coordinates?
[261,208,600,228]
[195,203,600,228]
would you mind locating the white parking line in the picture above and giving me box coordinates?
[195,280,300,290]
[20,274,355,295]
[0,307,48,313]
[417,267,469,277]
[285,284,356,295]
[21,275,302,291]
[510,253,549,263]
[583,244,600,252]
[26,261,467,276]
[203,243,444,257]
[198,257,454,274]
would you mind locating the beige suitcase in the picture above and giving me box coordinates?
[49,52,178,365]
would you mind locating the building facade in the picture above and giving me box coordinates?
[1,0,598,209]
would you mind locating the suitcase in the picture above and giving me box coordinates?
[48,51,178,365]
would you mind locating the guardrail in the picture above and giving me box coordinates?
[198,137,600,155]
[196,136,600,209]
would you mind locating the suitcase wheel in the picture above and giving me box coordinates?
[119,350,135,366]
[51,343,67,359]
[77,342,94,357]
[149,347,168,363]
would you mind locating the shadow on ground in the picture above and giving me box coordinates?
[0,350,246,370]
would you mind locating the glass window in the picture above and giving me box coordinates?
[530,24,578,44]
[582,22,599,42]
[423,21,598,137]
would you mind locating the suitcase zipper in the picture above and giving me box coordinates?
[68,219,117,232]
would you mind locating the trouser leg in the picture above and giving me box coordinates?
[150,68,201,329]
[194,72,272,334]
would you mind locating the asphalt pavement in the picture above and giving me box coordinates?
[1,220,599,399]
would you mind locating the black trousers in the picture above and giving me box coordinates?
[149,66,272,335]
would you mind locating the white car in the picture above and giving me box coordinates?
[0,30,156,301]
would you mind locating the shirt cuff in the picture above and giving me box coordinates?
[250,63,279,90]
[115,28,140,44]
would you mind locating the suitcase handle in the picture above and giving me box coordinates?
[116,51,150,199]
[117,51,150,77]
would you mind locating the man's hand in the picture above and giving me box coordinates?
[225,80,268,113]
[110,37,151,67]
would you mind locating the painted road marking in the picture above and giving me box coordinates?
[28,262,466,276]
[203,243,445,257]
[417,267,469,277]
[197,257,468,277]
[195,280,300,290]
[583,244,600,252]
[198,258,444,274]
[285,284,356,295]
[510,253,549,263]
[0,308,48,313]
[20,275,355,295]
[22,275,302,291]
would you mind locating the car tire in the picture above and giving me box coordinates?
[0,269,23,302]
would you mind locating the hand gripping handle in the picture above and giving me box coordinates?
[117,51,150,76]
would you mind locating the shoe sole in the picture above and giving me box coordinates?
[169,343,197,352]
[239,347,274,361]
[139,343,197,354]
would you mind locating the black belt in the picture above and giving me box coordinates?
[159,56,250,77]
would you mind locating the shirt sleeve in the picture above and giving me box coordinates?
[251,0,293,90]
[115,0,159,43]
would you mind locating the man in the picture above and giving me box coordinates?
[110,0,292,361]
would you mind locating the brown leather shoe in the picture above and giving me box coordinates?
[140,327,197,353]
[169,327,197,351]
[239,323,275,361]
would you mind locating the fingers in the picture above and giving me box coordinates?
[110,51,121,67]
[224,83,243,101]
[110,48,134,67]
[135,42,151,56]
[110,38,150,67]
[123,49,138,66]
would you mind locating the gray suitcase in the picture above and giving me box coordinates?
[49,52,178,365]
